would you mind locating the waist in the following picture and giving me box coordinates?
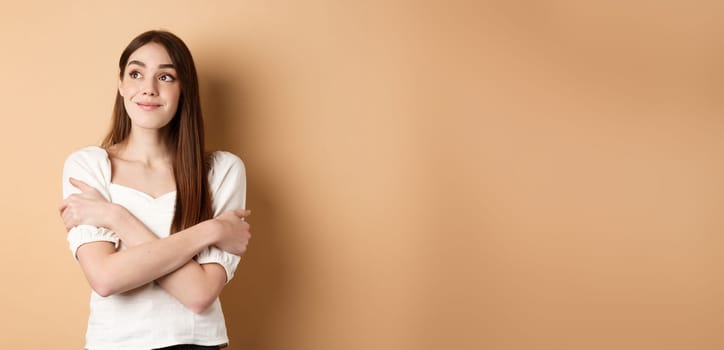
[86,284,228,349]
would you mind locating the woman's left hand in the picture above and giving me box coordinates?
[59,178,119,231]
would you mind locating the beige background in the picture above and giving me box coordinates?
[2,0,724,349]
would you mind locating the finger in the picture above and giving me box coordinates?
[69,177,94,192]
[59,202,68,216]
[61,209,74,231]
[59,196,76,215]
[234,209,251,218]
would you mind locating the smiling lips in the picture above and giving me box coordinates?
[136,102,162,111]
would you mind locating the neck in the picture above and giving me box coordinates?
[116,127,174,165]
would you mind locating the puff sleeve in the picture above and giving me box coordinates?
[62,146,120,259]
[195,151,247,283]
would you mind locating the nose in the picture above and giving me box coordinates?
[141,78,158,96]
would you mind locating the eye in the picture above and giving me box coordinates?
[128,71,142,79]
[159,74,176,82]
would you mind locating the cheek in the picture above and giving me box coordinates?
[122,97,136,115]
[166,88,181,105]
[119,82,138,98]
[161,88,181,114]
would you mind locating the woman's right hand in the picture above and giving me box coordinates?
[213,209,252,255]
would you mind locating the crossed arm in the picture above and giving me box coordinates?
[60,178,251,314]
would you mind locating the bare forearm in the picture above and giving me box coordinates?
[81,220,217,296]
[108,210,225,312]
[156,261,226,313]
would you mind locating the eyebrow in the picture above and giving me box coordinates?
[127,60,175,69]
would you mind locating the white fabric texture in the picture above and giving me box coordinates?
[62,146,246,350]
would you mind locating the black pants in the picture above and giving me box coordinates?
[154,345,220,350]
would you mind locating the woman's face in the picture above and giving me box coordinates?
[119,43,181,132]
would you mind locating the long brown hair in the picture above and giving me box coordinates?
[102,30,212,233]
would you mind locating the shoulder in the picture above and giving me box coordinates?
[207,150,246,194]
[62,146,112,197]
[209,150,245,175]
[64,146,109,166]
[207,151,247,211]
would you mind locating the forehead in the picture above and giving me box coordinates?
[127,43,174,67]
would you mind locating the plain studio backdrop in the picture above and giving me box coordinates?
[1,1,724,349]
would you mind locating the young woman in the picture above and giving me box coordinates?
[59,30,251,350]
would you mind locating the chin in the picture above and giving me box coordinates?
[130,118,174,131]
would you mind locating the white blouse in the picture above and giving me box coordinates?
[62,146,246,350]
